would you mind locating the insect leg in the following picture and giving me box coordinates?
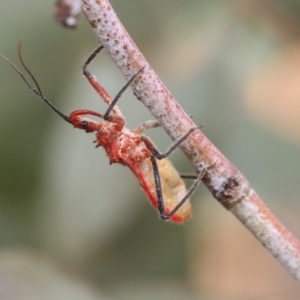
[103,66,145,119]
[134,115,196,135]
[180,163,215,180]
[133,120,161,134]
[82,46,145,118]
[82,45,122,116]
[83,45,104,71]
[150,155,166,218]
[150,155,207,220]
[145,129,198,179]
[180,174,198,179]
[142,127,197,159]
[162,168,206,220]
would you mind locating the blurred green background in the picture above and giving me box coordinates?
[1,0,300,299]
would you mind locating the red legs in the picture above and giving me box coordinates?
[83,45,145,119]
[2,41,206,221]
[83,45,206,220]
[82,45,122,117]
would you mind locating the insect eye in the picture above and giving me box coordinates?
[81,120,88,129]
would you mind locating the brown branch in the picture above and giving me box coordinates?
[81,0,300,280]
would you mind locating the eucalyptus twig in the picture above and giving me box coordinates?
[81,0,300,280]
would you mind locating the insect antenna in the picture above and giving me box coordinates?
[0,40,70,123]
[17,39,44,97]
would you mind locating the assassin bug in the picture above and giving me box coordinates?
[0,41,205,223]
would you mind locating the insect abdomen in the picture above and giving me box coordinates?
[135,158,192,223]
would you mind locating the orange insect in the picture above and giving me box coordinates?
[0,42,204,223]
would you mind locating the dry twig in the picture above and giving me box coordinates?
[80,0,300,280]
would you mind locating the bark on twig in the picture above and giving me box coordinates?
[81,0,300,280]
